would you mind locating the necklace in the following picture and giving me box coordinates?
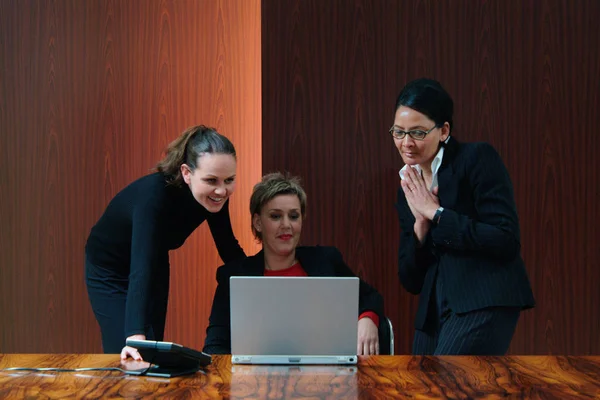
[265,258,298,271]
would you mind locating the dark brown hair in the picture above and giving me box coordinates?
[156,125,236,187]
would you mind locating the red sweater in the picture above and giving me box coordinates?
[264,262,379,326]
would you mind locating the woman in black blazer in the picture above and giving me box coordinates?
[392,78,535,355]
[203,172,384,355]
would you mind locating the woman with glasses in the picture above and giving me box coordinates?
[391,78,535,355]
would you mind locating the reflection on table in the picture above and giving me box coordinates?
[230,364,358,399]
[1,354,600,399]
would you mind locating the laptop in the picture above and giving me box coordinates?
[230,276,359,365]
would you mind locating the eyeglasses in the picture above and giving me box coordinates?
[389,125,437,141]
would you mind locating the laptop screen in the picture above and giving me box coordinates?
[230,276,359,364]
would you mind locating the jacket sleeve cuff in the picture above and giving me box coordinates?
[359,311,380,327]
[124,329,146,339]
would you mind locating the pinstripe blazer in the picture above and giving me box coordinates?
[395,137,535,330]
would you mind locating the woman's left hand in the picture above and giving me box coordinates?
[401,165,440,220]
[357,318,379,355]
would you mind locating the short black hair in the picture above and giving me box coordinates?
[395,78,454,132]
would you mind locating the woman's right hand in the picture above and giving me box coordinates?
[120,334,146,361]
[401,173,428,222]
[408,186,439,246]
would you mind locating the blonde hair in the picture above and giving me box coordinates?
[250,172,307,241]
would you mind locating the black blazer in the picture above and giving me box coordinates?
[203,246,385,354]
[396,137,535,330]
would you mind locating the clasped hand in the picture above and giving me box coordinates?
[400,166,440,221]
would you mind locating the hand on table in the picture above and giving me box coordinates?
[121,334,145,361]
[357,318,379,355]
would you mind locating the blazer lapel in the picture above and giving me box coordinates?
[295,247,331,276]
[247,247,335,276]
[437,137,459,208]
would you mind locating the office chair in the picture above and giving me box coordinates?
[378,316,395,355]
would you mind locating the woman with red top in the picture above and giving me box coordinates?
[203,172,384,355]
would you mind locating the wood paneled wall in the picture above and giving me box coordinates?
[0,0,261,353]
[2,0,599,356]
[262,0,600,355]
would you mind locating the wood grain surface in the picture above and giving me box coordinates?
[0,0,261,353]
[1,354,599,399]
[261,0,600,355]
[1,0,599,356]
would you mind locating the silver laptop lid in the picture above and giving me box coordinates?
[230,276,359,364]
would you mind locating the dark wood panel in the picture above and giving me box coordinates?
[261,0,600,354]
[2,354,600,398]
[0,0,261,353]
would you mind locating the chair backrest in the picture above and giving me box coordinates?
[378,316,395,355]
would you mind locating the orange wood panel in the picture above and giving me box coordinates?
[1,354,600,398]
[0,0,261,353]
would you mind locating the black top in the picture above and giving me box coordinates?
[202,246,385,354]
[395,137,535,330]
[85,172,245,336]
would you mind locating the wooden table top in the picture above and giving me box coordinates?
[1,354,600,399]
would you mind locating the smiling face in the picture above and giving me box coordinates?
[393,106,449,167]
[252,194,302,258]
[181,153,237,213]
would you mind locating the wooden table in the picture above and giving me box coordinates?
[1,354,599,398]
